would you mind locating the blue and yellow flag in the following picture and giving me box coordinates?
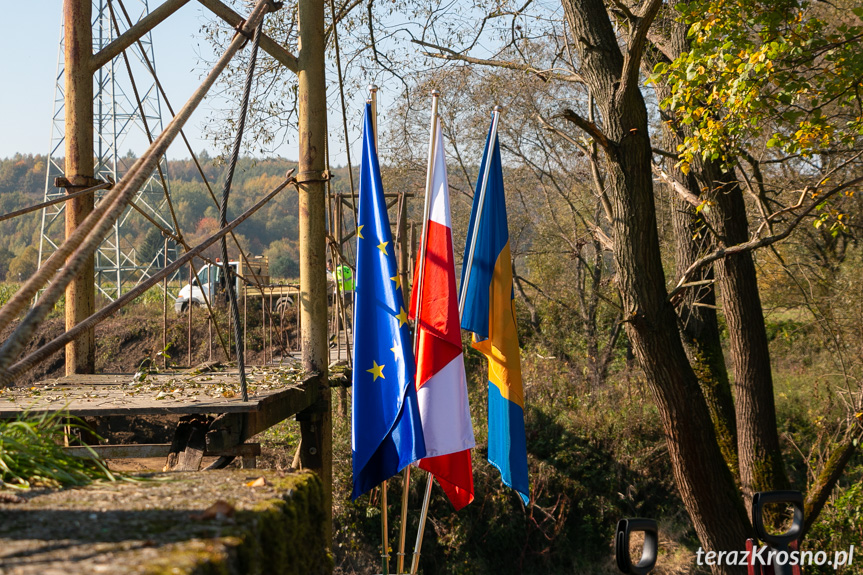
[352,103,426,499]
[460,116,529,505]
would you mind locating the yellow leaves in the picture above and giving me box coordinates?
[246,476,268,487]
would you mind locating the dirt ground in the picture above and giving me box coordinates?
[1,303,303,472]
[0,469,328,575]
[0,302,299,387]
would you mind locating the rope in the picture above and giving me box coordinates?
[218,19,264,402]
[0,0,274,378]
[0,182,111,224]
[107,0,287,364]
[110,0,184,245]
[117,0,290,368]
[0,175,295,386]
[328,0,358,250]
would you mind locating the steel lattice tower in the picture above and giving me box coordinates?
[39,0,177,302]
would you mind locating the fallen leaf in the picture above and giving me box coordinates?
[247,476,268,488]
[190,500,235,521]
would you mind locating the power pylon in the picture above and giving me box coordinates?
[39,0,177,302]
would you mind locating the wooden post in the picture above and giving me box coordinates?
[296,0,332,546]
[163,237,169,369]
[408,221,416,303]
[64,0,96,375]
[397,192,409,305]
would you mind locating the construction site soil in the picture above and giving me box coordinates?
[0,304,302,463]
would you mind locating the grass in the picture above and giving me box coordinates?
[0,411,118,490]
[0,282,20,308]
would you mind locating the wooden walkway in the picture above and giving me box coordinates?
[0,366,309,419]
[0,365,322,469]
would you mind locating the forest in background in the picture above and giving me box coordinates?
[0,153,358,284]
[3,0,863,569]
[1,133,862,572]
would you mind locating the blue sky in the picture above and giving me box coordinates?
[0,2,359,163]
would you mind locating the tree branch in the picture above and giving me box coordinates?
[653,165,701,207]
[669,175,863,302]
[803,434,859,537]
[411,38,583,83]
[560,108,613,151]
[617,0,663,100]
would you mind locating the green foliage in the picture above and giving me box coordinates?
[0,247,14,281]
[805,464,863,574]
[0,282,19,307]
[332,351,689,574]
[132,285,178,305]
[0,411,117,489]
[655,0,863,172]
[7,245,38,282]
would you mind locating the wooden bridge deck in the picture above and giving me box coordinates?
[0,366,310,419]
[0,365,323,470]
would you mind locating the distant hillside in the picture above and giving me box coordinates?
[0,154,355,282]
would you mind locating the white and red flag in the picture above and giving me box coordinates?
[409,119,475,510]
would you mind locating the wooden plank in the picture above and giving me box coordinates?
[64,442,261,460]
[0,368,307,418]
[243,373,320,438]
[165,415,211,471]
[63,444,172,459]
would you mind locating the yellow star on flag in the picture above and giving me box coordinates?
[395,306,408,327]
[390,338,401,361]
[377,240,389,255]
[390,275,401,290]
[356,224,364,239]
[366,360,385,381]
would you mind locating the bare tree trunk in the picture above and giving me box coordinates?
[639,11,739,476]
[561,0,751,569]
[709,172,788,499]
[671,182,740,476]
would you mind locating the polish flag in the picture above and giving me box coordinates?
[409,119,475,510]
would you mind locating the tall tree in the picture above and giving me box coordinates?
[558,0,752,564]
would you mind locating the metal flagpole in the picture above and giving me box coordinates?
[398,90,440,575]
[410,475,434,575]
[369,84,379,152]
[367,84,390,575]
[458,106,501,317]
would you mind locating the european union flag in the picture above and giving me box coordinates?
[352,103,426,499]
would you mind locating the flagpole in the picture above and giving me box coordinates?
[369,84,379,151]
[396,466,411,574]
[397,89,440,575]
[414,90,440,357]
[410,474,434,575]
[367,84,390,575]
[458,106,502,317]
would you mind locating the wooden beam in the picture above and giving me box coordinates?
[92,0,192,71]
[296,0,332,545]
[64,444,172,459]
[64,0,96,376]
[197,0,299,73]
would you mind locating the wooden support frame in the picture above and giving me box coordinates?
[92,0,192,70]
[197,0,299,73]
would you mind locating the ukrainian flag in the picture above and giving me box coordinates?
[460,115,529,505]
[351,103,426,499]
